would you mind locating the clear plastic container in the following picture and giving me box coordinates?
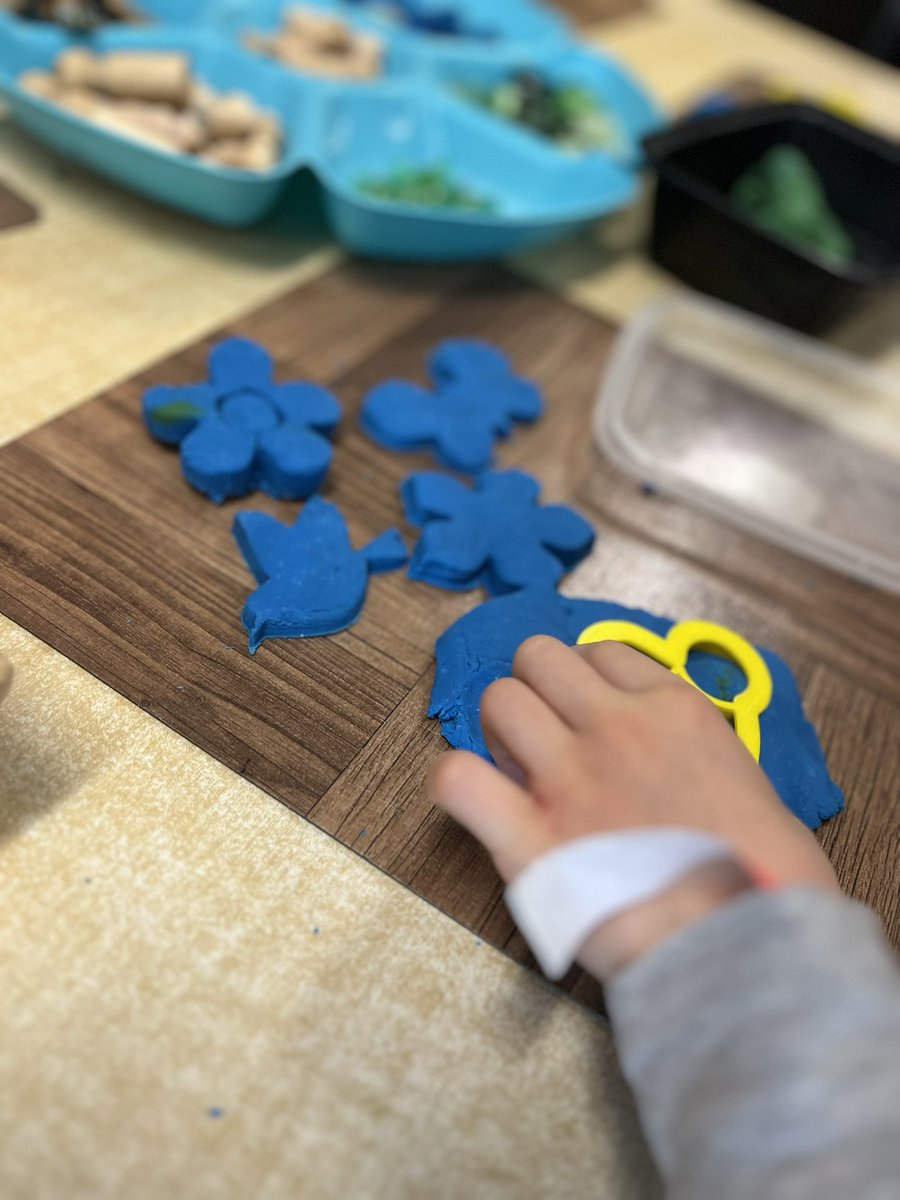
[595,295,900,593]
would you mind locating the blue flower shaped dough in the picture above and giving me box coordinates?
[361,338,543,475]
[403,469,594,594]
[233,499,407,653]
[143,338,342,504]
[430,588,845,832]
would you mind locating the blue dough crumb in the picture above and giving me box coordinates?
[143,338,342,505]
[402,469,594,595]
[233,498,407,654]
[345,0,483,37]
[360,338,543,475]
[430,588,845,832]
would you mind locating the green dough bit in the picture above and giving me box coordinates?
[149,400,205,426]
[457,72,619,154]
[731,145,855,267]
[357,164,496,213]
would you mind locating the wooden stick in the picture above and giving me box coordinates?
[57,48,191,106]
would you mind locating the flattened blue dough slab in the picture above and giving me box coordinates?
[402,469,595,595]
[360,338,543,474]
[430,588,844,831]
[233,498,407,653]
[143,338,342,504]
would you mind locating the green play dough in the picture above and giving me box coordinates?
[731,145,854,267]
[357,165,496,213]
[148,400,205,426]
[459,72,619,154]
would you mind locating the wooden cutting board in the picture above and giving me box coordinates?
[1,261,897,1006]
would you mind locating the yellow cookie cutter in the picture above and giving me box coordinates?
[576,619,773,762]
[764,80,863,125]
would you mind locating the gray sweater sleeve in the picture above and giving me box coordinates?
[606,889,900,1200]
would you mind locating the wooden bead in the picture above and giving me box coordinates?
[58,49,191,105]
[244,6,383,79]
[273,37,380,80]
[240,127,281,171]
[201,138,245,168]
[98,51,191,104]
[54,85,105,119]
[202,126,280,172]
[256,111,282,140]
[57,47,95,90]
[114,101,206,152]
[189,79,215,110]
[19,69,59,100]
[283,6,353,52]
[203,92,260,140]
[353,34,383,78]
[89,102,180,151]
[22,51,282,165]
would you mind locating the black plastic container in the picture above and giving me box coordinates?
[644,103,900,334]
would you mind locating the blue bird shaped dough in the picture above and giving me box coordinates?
[402,469,595,594]
[143,338,342,504]
[233,499,408,653]
[360,338,543,475]
[429,588,845,832]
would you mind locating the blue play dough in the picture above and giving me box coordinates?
[402,469,595,594]
[143,338,342,505]
[360,338,543,474]
[429,588,845,831]
[346,0,477,35]
[233,498,407,653]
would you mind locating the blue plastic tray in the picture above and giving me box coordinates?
[0,1,662,259]
[0,22,315,227]
[316,83,637,259]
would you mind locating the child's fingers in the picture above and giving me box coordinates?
[427,750,551,881]
[576,641,675,693]
[512,635,614,729]
[481,676,572,783]
[480,732,528,788]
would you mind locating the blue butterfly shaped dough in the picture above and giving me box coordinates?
[402,469,594,594]
[144,338,342,505]
[233,498,407,653]
[360,338,543,475]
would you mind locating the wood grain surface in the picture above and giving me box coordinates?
[0,261,897,1007]
[0,177,38,232]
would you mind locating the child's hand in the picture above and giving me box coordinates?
[428,636,838,979]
